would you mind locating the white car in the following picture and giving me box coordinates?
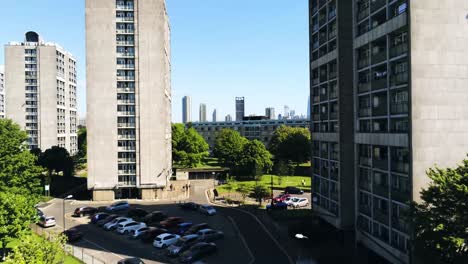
[38,216,56,228]
[199,205,216,216]
[116,221,146,235]
[103,217,132,231]
[153,233,180,248]
[284,197,299,206]
[290,197,309,208]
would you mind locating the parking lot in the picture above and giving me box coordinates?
[272,190,312,209]
[41,201,252,264]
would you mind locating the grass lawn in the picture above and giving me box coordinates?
[215,175,311,195]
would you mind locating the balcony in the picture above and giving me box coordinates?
[392,161,409,174]
[117,111,136,116]
[312,78,319,85]
[321,168,329,177]
[392,217,409,233]
[328,29,337,39]
[391,102,408,114]
[390,72,408,86]
[373,156,388,170]
[117,99,135,104]
[373,184,389,197]
[392,189,410,203]
[358,58,370,69]
[118,134,136,140]
[117,52,135,58]
[117,75,135,81]
[118,169,136,175]
[390,44,408,58]
[330,112,338,120]
[359,108,371,117]
[312,41,319,50]
[117,64,135,69]
[357,8,369,22]
[329,71,337,80]
[372,51,387,64]
[374,210,389,225]
[116,16,134,22]
[117,87,135,93]
[370,0,386,13]
[320,91,328,101]
[328,9,336,20]
[118,158,136,163]
[359,204,372,216]
[117,146,136,151]
[330,191,338,201]
[360,157,372,166]
[116,29,135,34]
[117,123,136,128]
[116,40,135,46]
[312,114,320,121]
[330,169,339,181]
[318,0,327,8]
[372,78,387,90]
[116,5,134,11]
[313,95,320,103]
[358,82,371,93]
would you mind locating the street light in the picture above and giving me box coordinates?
[63,195,73,231]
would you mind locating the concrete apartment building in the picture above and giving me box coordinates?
[199,103,207,122]
[86,0,172,200]
[192,118,310,149]
[225,114,232,122]
[5,32,78,154]
[235,97,245,121]
[182,95,191,123]
[0,65,4,118]
[310,1,468,263]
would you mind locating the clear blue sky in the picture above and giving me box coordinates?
[0,0,309,123]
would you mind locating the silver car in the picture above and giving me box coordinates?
[166,234,200,257]
[38,216,56,228]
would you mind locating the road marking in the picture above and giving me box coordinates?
[227,216,255,264]
[206,189,294,264]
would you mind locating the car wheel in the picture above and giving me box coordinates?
[123,230,128,235]
[162,244,167,248]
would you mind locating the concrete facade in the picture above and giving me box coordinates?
[4,32,78,154]
[235,97,245,121]
[86,0,172,200]
[182,95,191,123]
[265,107,275,120]
[199,103,206,122]
[311,1,468,263]
[0,65,4,119]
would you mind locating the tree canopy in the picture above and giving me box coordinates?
[0,119,43,195]
[38,146,74,178]
[213,129,248,169]
[410,158,468,264]
[237,140,273,178]
[269,125,311,164]
[77,126,87,160]
[4,232,67,264]
[172,124,209,168]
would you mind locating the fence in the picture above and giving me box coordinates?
[31,224,107,264]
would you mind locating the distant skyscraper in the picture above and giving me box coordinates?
[265,107,275,120]
[199,104,207,122]
[225,114,232,122]
[278,114,282,120]
[284,105,290,119]
[307,96,310,119]
[5,32,77,154]
[235,97,245,121]
[0,65,4,119]
[290,109,296,118]
[212,109,217,122]
[182,96,191,123]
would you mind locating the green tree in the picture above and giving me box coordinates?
[0,119,43,195]
[172,124,209,168]
[269,125,311,165]
[213,129,248,170]
[77,126,87,160]
[410,158,468,264]
[236,184,250,203]
[252,184,270,206]
[237,140,273,179]
[38,146,74,178]
[0,191,38,259]
[4,232,67,264]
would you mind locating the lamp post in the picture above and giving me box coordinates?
[63,195,73,231]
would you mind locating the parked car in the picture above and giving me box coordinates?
[196,229,224,242]
[290,197,309,208]
[199,205,216,216]
[153,233,181,248]
[106,201,130,212]
[179,242,217,263]
[130,226,152,239]
[90,213,110,224]
[36,208,44,217]
[142,211,167,224]
[284,186,304,194]
[179,202,199,211]
[38,216,56,228]
[273,193,291,203]
[141,227,168,243]
[116,221,146,235]
[175,222,193,235]
[266,202,288,211]
[159,217,184,229]
[97,214,119,226]
[117,257,145,264]
[166,234,200,257]
[183,223,210,236]
[103,217,132,231]
[127,208,148,218]
[62,228,83,242]
[73,207,98,217]
[283,197,297,206]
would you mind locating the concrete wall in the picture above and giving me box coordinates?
[410,0,468,202]
[86,0,119,190]
[5,46,26,128]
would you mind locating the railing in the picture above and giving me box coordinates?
[117,111,136,116]
[328,9,337,20]
[372,51,387,64]
[116,5,134,10]
[116,16,134,22]
[117,123,136,128]
[358,82,371,93]
[118,158,136,163]
[390,72,408,86]
[117,52,135,57]
[372,78,387,90]
[359,204,372,216]
[328,29,337,39]
[374,210,389,225]
[116,29,135,34]
[392,217,410,233]
[117,76,135,81]
[117,88,135,93]
[372,105,387,116]
[118,134,136,139]
[313,114,320,121]
[118,170,136,174]
[117,99,135,104]
[329,71,337,79]
[391,102,408,114]
[392,161,409,174]
[116,40,135,45]
[357,9,369,22]
[360,157,372,166]
[313,96,320,103]
[390,44,408,58]
[373,184,389,197]
[330,112,338,120]
[391,189,410,203]
[358,58,369,69]
[359,108,371,117]
[370,0,386,13]
[117,64,135,69]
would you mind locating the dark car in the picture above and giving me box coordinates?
[179,242,217,263]
[127,208,148,218]
[97,214,119,226]
[62,228,83,242]
[90,212,110,224]
[141,227,169,243]
[266,202,288,211]
[184,223,210,236]
[166,234,200,257]
[73,207,98,217]
[175,222,193,235]
[142,211,167,225]
[273,193,291,203]
[284,186,304,194]
[179,202,199,211]
[117,257,145,264]
[159,217,184,229]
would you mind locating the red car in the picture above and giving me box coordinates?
[273,193,291,203]
[159,217,184,229]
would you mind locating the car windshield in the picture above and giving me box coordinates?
[292,198,300,202]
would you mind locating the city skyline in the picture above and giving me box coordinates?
[0,0,309,123]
